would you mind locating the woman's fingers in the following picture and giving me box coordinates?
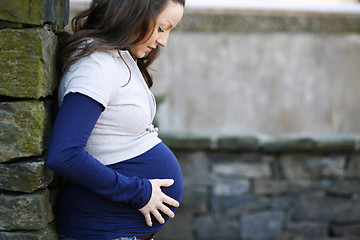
[144,212,152,227]
[153,210,165,224]
[138,179,180,226]
[159,204,175,219]
[163,195,180,208]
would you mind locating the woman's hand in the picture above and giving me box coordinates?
[138,179,179,227]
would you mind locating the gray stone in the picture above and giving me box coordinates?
[292,196,360,222]
[0,225,58,240]
[156,208,194,240]
[281,154,345,180]
[161,133,213,151]
[212,178,250,196]
[0,189,53,231]
[211,196,269,216]
[0,0,69,31]
[331,223,360,238]
[181,186,208,213]
[262,134,356,154]
[254,179,314,195]
[0,28,57,99]
[176,151,212,186]
[286,221,328,239]
[208,151,262,163]
[270,196,296,211]
[213,162,271,179]
[312,134,357,153]
[194,215,239,239]
[328,181,360,196]
[347,154,360,178]
[262,135,316,153]
[217,136,259,151]
[0,160,53,193]
[0,101,47,162]
[241,211,285,240]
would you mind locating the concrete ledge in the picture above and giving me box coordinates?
[160,132,360,153]
[177,9,360,33]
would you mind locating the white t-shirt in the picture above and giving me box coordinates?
[58,49,162,165]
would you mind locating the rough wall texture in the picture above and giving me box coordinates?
[0,1,69,239]
[152,9,360,135]
[157,134,360,240]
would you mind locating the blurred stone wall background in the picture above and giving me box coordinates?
[1,1,360,240]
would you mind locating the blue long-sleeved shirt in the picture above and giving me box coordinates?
[47,93,183,239]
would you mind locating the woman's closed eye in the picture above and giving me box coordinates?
[158,26,165,33]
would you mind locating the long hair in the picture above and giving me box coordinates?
[58,0,185,88]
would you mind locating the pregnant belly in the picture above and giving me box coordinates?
[111,142,184,203]
[57,142,183,237]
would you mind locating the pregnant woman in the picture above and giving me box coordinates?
[46,0,185,239]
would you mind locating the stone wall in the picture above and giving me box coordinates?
[0,0,69,239]
[157,133,360,240]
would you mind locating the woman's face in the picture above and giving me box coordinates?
[129,2,184,58]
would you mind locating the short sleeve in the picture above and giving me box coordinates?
[59,51,117,108]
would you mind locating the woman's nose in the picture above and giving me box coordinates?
[156,34,169,47]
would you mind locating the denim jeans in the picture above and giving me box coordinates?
[59,236,152,240]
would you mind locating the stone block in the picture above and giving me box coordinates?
[292,196,360,223]
[176,151,212,186]
[0,28,57,99]
[217,136,259,151]
[331,223,360,238]
[241,211,284,240]
[208,151,262,163]
[327,181,360,196]
[262,135,316,153]
[156,208,194,240]
[211,196,269,216]
[270,196,296,211]
[347,154,360,178]
[0,160,53,193]
[212,178,250,196]
[281,154,345,180]
[213,162,271,179]
[194,214,239,239]
[0,101,48,162]
[161,133,213,151]
[0,224,57,240]
[262,134,357,154]
[286,221,328,240]
[312,134,357,153]
[254,179,314,195]
[181,186,207,213]
[0,189,53,231]
[0,0,69,31]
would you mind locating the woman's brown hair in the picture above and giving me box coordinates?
[58,0,185,88]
